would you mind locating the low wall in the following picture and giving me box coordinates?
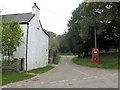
[2,58,24,73]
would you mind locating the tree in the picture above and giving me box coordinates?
[57,33,70,53]
[46,31,59,54]
[0,20,2,55]
[79,2,119,51]
[49,37,59,56]
[67,4,85,56]
[1,20,23,60]
[46,31,56,38]
[46,30,59,63]
[67,2,119,57]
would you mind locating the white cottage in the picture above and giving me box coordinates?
[1,3,49,71]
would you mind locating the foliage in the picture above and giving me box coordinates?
[49,38,59,52]
[49,37,59,57]
[46,30,56,38]
[56,33,70,53]
[53,54,61,64]
[67,2,119,57]
[0,20,2,54]
[67,4,85,56]
[46,30,59,54]
[0,72,1,85]
[1,20,23,60]
[46,30,59,61]
[59,52,73,56]
[73,52,118,69]
[79,2,119,47]
[2,59,10,65]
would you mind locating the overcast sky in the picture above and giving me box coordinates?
[0,0,83,35]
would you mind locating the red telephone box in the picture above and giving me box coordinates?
[92,48,99,64]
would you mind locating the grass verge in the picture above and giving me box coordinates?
[53,55,61,64]
[27,66,54,74]
[72,53,118,69]
[2,66,54,85]
[2,72,34,85]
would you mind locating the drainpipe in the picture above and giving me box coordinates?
[25,23,29,71]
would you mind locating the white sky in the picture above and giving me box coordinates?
[0,0,83,35]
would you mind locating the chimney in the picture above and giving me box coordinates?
[32,2,40,18]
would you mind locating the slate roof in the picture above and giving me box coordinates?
[0,13,35,24]
[0,12,49,37]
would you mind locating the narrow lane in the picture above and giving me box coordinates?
[2,56,118,88]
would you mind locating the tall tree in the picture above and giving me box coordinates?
[79,2,119,48]
[67,2,119,57]
[67,5,84,56]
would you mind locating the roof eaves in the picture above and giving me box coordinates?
[39,20,49,38]
[1,12,32,16]
[19,22,28,24]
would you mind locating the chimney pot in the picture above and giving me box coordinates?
[32,2,40,10]
[34,2,36,6]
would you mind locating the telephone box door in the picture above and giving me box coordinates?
[92,48,99,64]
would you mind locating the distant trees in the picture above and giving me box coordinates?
[56,33,70,53]
[49,37,59,57]
[46,2,120,57]
[46,31,56,38]
[67,2,119,57]
[46,31,59,63]
[1,20,23,60]
[0,20,2,55]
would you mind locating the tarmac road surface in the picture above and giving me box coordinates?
[2,56,118,88]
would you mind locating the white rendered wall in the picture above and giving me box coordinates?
[14,4,48,71]
[27,13,48,70]
[14,24,27,70]
[14,24,27,58]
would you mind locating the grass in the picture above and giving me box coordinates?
[0,61,1,86]
[73,53,118,69]
[53,55,61,64]
[0,73,2,85]
[2,72,34,85]
[27,66,54,74]
[2,66,54,85]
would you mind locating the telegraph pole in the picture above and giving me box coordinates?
[94,27,97,48]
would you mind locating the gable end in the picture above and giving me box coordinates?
[39,20,49,37]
